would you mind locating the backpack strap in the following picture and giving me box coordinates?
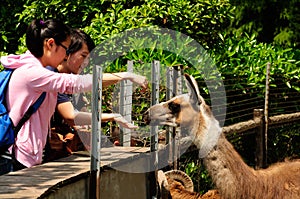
[13,92,46,136]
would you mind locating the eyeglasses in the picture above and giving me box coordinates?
[58,43,71,55]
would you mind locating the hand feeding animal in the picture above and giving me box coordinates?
[144,74,300,199]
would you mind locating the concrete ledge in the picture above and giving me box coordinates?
[0,147,151,199]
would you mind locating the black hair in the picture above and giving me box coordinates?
[69,29,95,54]
[26,19,71,58]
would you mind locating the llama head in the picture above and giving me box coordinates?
[143,74,221,157]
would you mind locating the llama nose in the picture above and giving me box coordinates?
[143,110,151,124]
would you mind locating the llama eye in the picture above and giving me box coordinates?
[168,102,181,113]
[198,99,202,105]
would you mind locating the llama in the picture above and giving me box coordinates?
[144,74,300,199]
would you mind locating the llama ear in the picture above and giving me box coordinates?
[184,74,202,110]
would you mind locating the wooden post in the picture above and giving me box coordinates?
[254,109,266,169]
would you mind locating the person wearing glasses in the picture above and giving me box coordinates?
[44,29,142,161]
[0,19,148,174]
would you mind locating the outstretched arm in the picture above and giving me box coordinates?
[73,112,138,129]
[56,104,137,130]
[103,72,148,90]
[103,113,138,129]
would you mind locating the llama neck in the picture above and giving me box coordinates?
[203,134,256,198]
[193,116,222,158]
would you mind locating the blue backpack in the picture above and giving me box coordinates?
[0,68,46,153]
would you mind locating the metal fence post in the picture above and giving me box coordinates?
[264,62,270,167]
[150,60,160,152]
[171,66,183,170]
[166,67,174,168]
[149,60,160,199]
[90,65,102,199]
[120,60,133,146]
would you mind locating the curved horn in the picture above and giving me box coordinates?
[164,170,194,192]
[157,170,170,199]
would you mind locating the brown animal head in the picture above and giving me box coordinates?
[143,74,222,157]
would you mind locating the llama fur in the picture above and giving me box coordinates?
[145,74,300,199]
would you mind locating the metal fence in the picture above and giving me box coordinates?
[110,60,300,169]
[91,60,299,196]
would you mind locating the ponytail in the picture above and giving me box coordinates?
[26,19,70,58]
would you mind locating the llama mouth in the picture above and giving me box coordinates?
[143,111,177,127]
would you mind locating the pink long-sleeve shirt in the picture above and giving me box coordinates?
[1,51,92,167]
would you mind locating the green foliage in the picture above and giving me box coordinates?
[229,0,300,47]
[0,0,27,54]
[86,0,234,50]
[16,0,105,27]
[209,31,299,125]
[268,123,300,164]
[179,151,214,194]
[0,0,299,195]
[6,0,234,67]
[212,32,300,93]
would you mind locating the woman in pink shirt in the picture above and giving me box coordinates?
[0,19,148,173]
